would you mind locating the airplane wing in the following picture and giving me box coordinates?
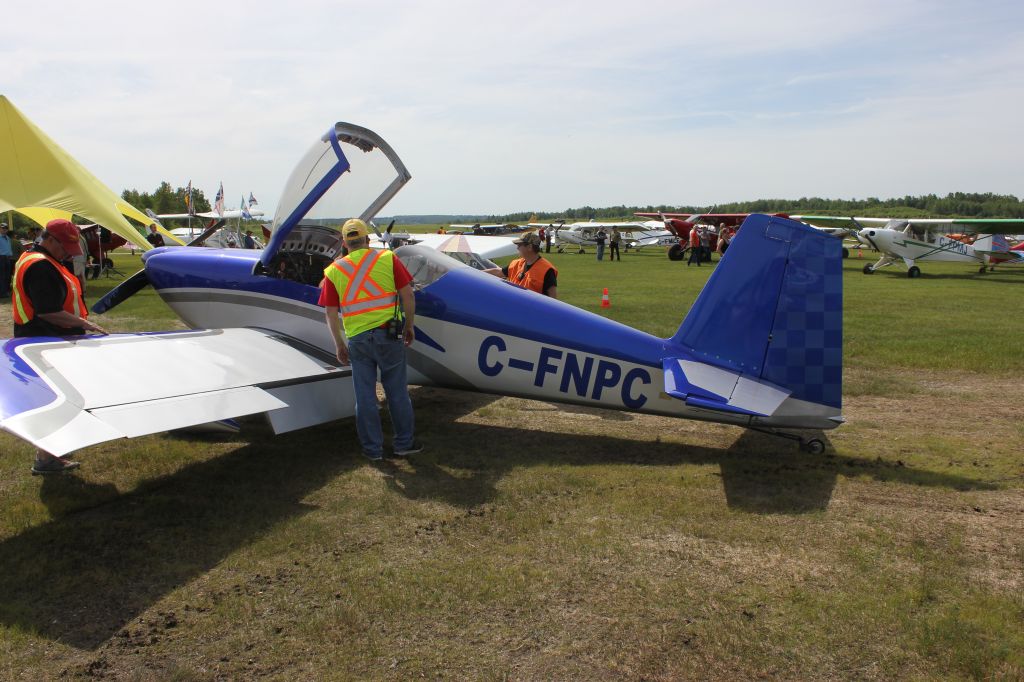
[793,215,1024,235]
[0,328,353,456]
[157,209,266,221]
[401,233,519,261]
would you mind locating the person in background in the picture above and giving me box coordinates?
[71,231,88,293]
[609,227,621,262]
[595,228,607,261]
[12,219,108,475]
[484,232,557,298]
[243,230,256,249]
[320,219,421,461]
[381,223,394,250]
[716,223,730,256]
[687,225,702,267]
[0,223,12,297]
[145,223,165,248]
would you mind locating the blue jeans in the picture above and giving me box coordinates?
[348,327,415,456]
[596,243,605,260]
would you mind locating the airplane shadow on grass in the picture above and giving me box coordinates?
[0,389,994,650]
[383,388,996,515]
[0,423,360,651]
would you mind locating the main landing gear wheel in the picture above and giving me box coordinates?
[907,266,921,278]
[862,264,874,274]
[978,265,987,274]
[800,439,826,455]
[667,244,686,261]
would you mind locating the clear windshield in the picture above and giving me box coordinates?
[261,123,411,267]
[394,244,470,287]
[272,128,407,233]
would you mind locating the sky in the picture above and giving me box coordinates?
[4,0,1024,217]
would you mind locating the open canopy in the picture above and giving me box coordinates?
[0,95,178,248]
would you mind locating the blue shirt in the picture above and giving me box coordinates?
[0,234,12,257]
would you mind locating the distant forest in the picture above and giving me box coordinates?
[120,182,212,216]
[112,186,1024,225]
[390,192,1024,224]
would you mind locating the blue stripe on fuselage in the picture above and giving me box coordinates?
[414,267,670,368]
[145,248,322,306]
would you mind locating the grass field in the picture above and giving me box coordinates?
[1,243,1022,680]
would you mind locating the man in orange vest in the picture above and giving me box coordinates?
[484,232,558,298]
[319,219,421,461]
[686,225,702,267]
[13,218,108,474]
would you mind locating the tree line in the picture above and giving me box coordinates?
[120,182,212,216]
[392,192,1024,224]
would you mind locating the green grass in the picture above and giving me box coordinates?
[0,244,1022,679]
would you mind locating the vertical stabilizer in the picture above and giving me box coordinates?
[669,214,842,411]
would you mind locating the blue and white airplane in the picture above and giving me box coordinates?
[0,123,844,459]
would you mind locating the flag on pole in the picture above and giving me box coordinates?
[184,180,194,216]
[248,192,258,207]
[214,182,224,217]
[241,196,253,221]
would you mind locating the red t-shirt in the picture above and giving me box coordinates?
[318,252,413,307]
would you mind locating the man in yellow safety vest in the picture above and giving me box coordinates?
[319,219,421,461]
[12,218,108,474]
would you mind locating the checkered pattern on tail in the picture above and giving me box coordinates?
[761,232,843,409]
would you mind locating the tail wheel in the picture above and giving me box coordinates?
[862,264,874,274]
[801,439,825,455]
[907,266,921,278]
[667,244,686,261]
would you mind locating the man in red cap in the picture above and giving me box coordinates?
[12,218,108,474]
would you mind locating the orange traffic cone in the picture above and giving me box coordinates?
[601,287,611,308]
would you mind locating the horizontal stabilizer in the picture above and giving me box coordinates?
[663,357,790,417]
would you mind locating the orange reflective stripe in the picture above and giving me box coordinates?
[342,249,384,304]
[340,295,398,317]
[331,259,355,278]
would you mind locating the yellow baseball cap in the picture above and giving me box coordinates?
[342,219,369,240]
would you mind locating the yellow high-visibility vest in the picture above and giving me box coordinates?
[323,248,400,338]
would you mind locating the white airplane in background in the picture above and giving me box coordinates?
[796,216,1024,277]
[546,221,660,253]
[621,223,681,251]
[155,207,265,222]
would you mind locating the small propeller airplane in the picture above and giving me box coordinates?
[639,212,860,260]
[795,216,1024,277]
[0,122,844,461]
[539,221,660,253]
